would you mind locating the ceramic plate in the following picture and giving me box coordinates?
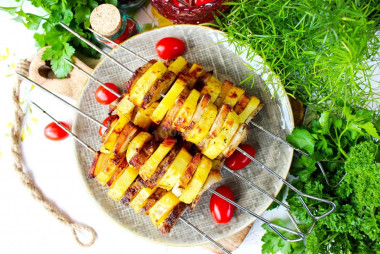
[73,25,294,246]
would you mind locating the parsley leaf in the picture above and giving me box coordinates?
[286,129,316,155]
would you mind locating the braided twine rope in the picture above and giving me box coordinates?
[11,59,97,247]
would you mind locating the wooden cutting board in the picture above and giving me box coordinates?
[29,51,303,253]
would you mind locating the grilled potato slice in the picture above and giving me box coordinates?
[112,122,140,163]
[238,96,262,123]
[130,186,159,213]
[140,188,167,215]
[129,138,158,169]
[100,123,119,154]
[179,156,212,204]
[185,94,211,133]
[107,159,128,187]
[133,102,159,130]
[221,123,249,158]
[158,202,188,234]
[223,85,245,107]
[142,57,188,109]
[196,104,231,151]
[143,143,181,188]
[139,137,177,181]
[108,166,139,202]
[211,158,225,172]
[244,101,264,124]
[120,176,145,205]
[100,116,130,153]
[172,89,201,132]
[96,157,125,186]
[200,76,222,103]
[101,115,118,143]
[186,63,205,89]
[160,87,190,131]
[116,95,135,118]
[88,152,109,178]
[168,56,188,74]
[126,132,152,163]
[129,61,168,106]
[172,153,202,197]
[124,60,157,93]
[151,74,188,124]
[234,94,250,114]
[158,148,192,190]
[214,80,233,107]
[185,102,217,144]
[149,192,180,226]
[203,110,240,159]
[190,170,222,210]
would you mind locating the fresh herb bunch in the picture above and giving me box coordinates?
[215,1,380,252]
[262,108,379,253]
[215,0,380,114]
[1,0,118,78]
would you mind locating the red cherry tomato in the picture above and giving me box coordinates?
[225,144,256,171]
[195,0,215,5]
[44,121,70,141]
[98,115,114,136]
[210,185,235,223]
[95,83,119,105]
[155,37,186,60]
[173,0,181,6]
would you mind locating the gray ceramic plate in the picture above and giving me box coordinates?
[73,25,294,246]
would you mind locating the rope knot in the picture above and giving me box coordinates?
[71,223,97,247]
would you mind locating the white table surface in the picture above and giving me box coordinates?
[0,8,286,254]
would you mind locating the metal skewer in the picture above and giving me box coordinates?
[30,101,231,254]
[88,28,149,63]
[31,101,97,153]
[235,147,336,220]
[16,73,106,129]
[59,22,134,75]
[179,217,231,253]
[64,59,121,99]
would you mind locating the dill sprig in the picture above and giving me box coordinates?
[214,0,380,115]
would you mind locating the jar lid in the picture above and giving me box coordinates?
[90,4,121,37]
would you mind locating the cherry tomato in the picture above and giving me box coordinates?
[195,0,215,5]
[155,37,186,60]
[98,115,113,136]
[44,121,70,141]
[95,83,119,105]
[210,185,235,223]
[225,144,256,171]
[173,0,181,6]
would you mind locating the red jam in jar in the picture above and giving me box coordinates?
[151,0,228,24]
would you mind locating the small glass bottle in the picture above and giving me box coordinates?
[90,4,141,48]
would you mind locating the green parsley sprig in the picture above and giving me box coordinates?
[1,0,118,78]
[263,108,379,253]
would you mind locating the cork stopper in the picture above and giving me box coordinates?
[90,4,121,37]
